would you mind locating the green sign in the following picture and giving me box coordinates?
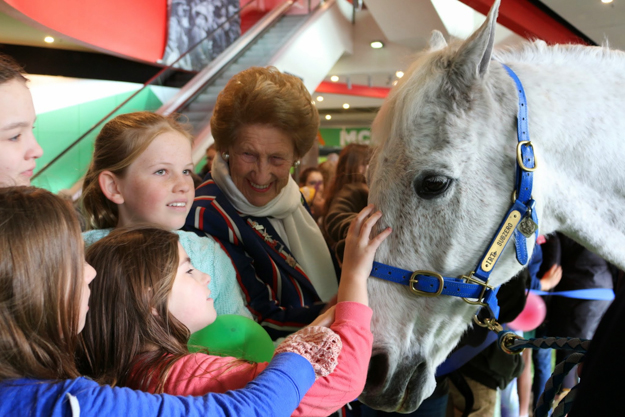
[319,127,371,148]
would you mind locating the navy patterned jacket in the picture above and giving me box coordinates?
[184,174,337,339]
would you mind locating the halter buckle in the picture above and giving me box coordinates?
[409,270,444,297]
[472,315,503,333]
[460,273,493,308]
[516,141,537,172]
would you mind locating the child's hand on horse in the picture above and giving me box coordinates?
[339,204,392,306]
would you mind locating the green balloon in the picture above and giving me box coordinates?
[189,314,275,362]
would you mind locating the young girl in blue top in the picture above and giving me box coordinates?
[80,111,250,318]
[0,186,316,417]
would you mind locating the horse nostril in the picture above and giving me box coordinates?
[365,351,390,391]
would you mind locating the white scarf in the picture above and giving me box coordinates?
[212,153,338,302]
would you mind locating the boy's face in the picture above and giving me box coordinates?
[0,79,42,186]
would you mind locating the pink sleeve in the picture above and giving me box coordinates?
[293,301,373,416]
[162,353,269,396]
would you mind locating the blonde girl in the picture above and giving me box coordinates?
[81,111,250,318]
[0,186,317,417]
[80,205,391,416]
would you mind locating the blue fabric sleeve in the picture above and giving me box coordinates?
[0,353,314,417]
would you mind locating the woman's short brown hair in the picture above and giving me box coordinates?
[0,53,27,85]
[210,66,319,158]
[0,187,84,381]
[81,112,193,230]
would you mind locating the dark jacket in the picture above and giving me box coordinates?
[569,285,625,416]
[184,175,331,340]
[544,233,613,339]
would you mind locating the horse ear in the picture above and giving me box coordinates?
[453,0,500,79]
[428,30,447,52]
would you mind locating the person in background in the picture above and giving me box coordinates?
[0,53,43,186]
[185,66,340,340]
[0,186,316,417]
[198,143,217,178]
[321,144,371,261]
[298,166,324,221]
[299,166,324,189]
[318,158,337,195]
[517,235,562,417]
[544,233,613,403]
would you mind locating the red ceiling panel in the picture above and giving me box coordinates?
[4,0,168,62]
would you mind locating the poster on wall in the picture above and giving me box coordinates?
[162,0,241,71]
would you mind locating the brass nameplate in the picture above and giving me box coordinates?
[480,210,522,272]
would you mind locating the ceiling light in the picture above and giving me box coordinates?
[316,96,324,102]
[325,114,332,120]
[330,75,339,82]
[44,36,55,43]
[396,71,404,78]
[392,80,398,86]
[342,103,350,109]
[370,41,384,49]
[602,0,613,3]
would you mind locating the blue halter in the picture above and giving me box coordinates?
[370,64,538,328]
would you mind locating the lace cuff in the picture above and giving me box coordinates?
[274,326,342,378]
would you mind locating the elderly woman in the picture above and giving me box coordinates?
[184,67,339,339]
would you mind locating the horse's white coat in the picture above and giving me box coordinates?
[360,0,625,412]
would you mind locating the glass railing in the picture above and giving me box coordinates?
[32,0,303,194]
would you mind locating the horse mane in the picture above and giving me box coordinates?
[494,39,624,67]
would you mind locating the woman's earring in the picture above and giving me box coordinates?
[293,160,301,168]
[222,152,229,161]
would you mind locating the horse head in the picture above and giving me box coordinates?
[360,0,535,412]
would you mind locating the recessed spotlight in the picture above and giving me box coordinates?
[44,36,55,43]
[396,71,404,78]
[342,103,350,109]
[316,96,324,102]
[392,80,398,86]
[325,114,332,120]
[330,75,339,82]
[602,0,613,3]
[370,41,384,49]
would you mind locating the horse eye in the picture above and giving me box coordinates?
[415,175,453,199]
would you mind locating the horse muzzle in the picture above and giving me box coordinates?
[359,350,437,413]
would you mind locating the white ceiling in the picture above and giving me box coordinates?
[542,0,625,47]
[316,0,625,126]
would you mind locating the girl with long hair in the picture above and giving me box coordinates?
[0,186,317,416]
[80,205,390,416]
[321,144,372,260]
[81,111,250,318]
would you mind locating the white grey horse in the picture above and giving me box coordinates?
[360,0,625,412]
